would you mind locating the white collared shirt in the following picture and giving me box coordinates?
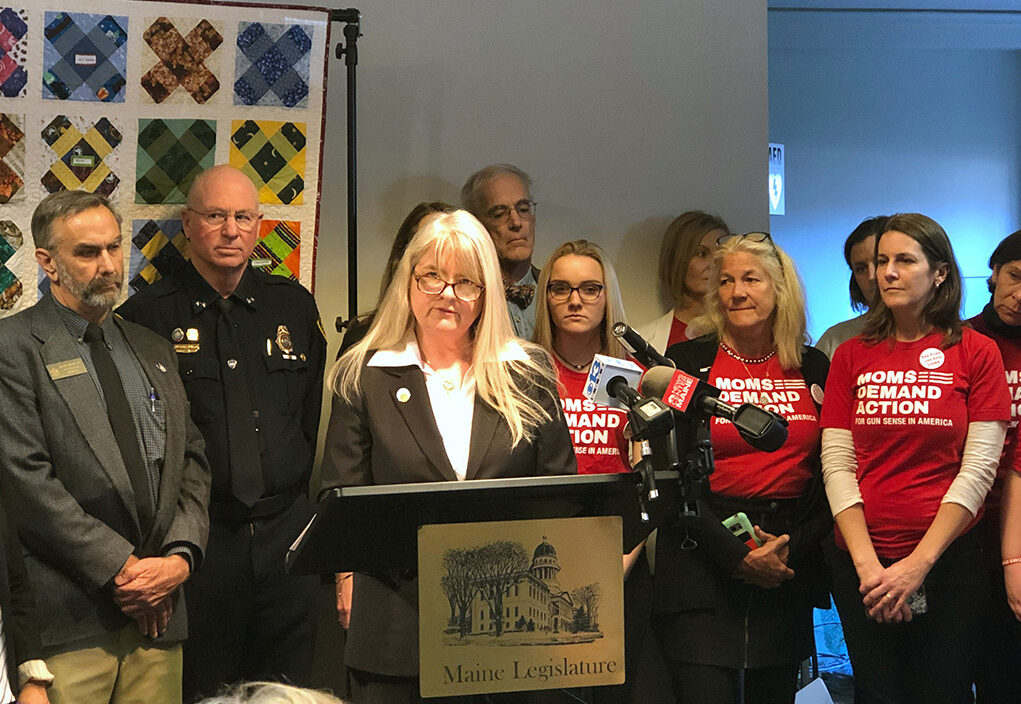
[368,338,529,481]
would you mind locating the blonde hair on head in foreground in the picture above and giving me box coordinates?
[198,681,346,704]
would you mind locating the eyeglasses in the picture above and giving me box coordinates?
[484,199,536,223]
[186,208,261,232]
[716,231,785,273]
[716,231,774,247]
[547,281,604,303]
[414,273,485,302]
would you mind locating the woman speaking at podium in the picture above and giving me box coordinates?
[320,210,576,703]
[820,214,1010,704]
[654,233,831,704]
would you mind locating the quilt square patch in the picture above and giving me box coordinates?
[234,22,311,108]
[0,8,28,98]
[43,12,128,102]
[0,113,24,203]
[142,17,223,104]
[129,218,188,293]
[229,119,305,205]
[41,115,122,196]
[135,118,216,204]
[0,220,22,309]
[251,219,299,280]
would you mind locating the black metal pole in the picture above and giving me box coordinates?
[332,9,361,331]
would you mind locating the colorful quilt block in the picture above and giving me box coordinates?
[42,12,128,102]
[0,220,22,310]
[40,115,122,196]
[0,113,24,203]
[129,218,189,293]
[234,22,311,108]
[251,219,299,280]
[0,8,28,98]
[229,119,305,205]
[142,17,223,104]
[135,118,216,204]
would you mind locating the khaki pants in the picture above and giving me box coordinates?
[46,624,182,704]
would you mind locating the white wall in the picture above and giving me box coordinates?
[309,0,769,352]
[768,9,1021,338]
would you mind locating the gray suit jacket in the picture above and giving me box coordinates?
[0,294,211,655]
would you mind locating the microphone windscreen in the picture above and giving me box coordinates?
[639,365,701,413]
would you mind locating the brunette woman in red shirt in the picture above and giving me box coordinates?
[820,213,1011,704]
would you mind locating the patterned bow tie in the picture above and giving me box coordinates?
[505,284,535,309]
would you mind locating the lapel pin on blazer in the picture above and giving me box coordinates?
[396,387,411,403]
[156,362,167,373]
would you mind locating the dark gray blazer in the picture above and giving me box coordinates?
[0,489,42,691]
[320,357,577,676]
[0,294,211,656]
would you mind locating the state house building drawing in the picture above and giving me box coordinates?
[471,538,574,636]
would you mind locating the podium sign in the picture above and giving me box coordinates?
[418,516,625,698]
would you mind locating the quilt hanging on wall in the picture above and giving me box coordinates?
[0,0,330,318]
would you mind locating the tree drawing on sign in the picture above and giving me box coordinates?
[571,583,601,632]
[441,547,480,638]
[475,541,529,637]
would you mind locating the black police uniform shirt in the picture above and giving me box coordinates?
[118,263,326,502]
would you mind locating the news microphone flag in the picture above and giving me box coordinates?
[583,355,644,410]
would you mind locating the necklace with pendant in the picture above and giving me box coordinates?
[553,345,593,371]
[421,353,463,392]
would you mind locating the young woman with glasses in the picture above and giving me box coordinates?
[820,214,1010,704]
[533,240,631,475]
[653,232,832,704]
[320,210,577,703]
[534,239,657,703]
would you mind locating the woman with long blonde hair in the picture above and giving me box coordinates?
[654,233,831,704]
[533,239,629,474]
[321,210,576,703]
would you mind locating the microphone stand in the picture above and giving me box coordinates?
[676,410,714,519]
[331,9,362,333]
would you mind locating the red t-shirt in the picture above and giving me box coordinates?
[666,317,689,349]
[554,358,630,474]
[706,350,821,499]
[968,313,1021,517]
[821,328,1011,559]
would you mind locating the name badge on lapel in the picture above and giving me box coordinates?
[47,358,88,380]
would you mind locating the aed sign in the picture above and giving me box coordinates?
[769,143,785,215]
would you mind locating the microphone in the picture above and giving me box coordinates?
[611,322,675,369]
[584,357,676,514]
[638,364,720,414]
[583,354,644,410]
[639,366,789,453]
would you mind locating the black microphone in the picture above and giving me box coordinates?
[611,322,675,369]
[639,366,789,453]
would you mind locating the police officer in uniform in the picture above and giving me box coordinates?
[118,165,326,700]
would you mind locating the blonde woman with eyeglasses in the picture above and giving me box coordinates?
[320,210,577,703]
[533,240,631,475]
[653,233,832,704]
